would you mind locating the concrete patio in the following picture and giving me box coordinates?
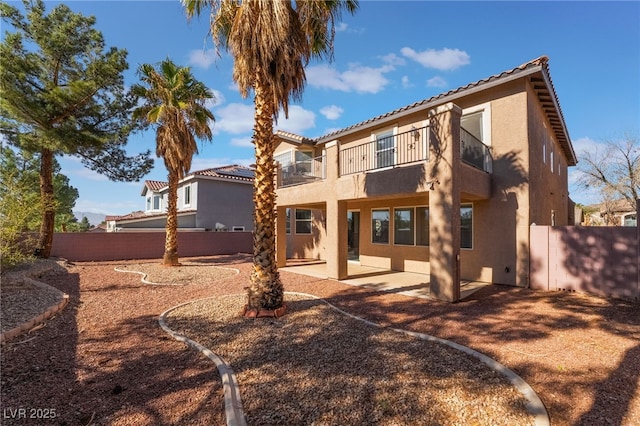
[280,259,490,300]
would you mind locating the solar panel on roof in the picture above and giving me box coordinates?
[216,168,254,179]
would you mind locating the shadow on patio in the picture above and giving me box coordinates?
[280,259,489,300]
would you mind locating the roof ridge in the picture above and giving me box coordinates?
[312,56,552,143]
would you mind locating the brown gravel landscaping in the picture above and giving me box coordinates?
[1,254,639,425]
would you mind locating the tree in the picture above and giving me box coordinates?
[131,59,215,266]
[577,134,639,213]
[0,145,80,232]
[0,0,153,258]
[183,0,358,312]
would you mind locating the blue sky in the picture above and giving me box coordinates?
[5,1,640,215]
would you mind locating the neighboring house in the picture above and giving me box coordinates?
[583,199,638,226]
[273,56,577,302]
[106,165,254,232]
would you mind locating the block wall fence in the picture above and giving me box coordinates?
[530,225,639,300]
[51,231,252,262]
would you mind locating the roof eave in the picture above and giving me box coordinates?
[314,64,546,145]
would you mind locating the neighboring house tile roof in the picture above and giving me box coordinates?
[277,56,576,166]
[189,164,255,182]
[105,211,147,221]
[107,210,197,223]
[140,165,254,196]
[145,180,168,191]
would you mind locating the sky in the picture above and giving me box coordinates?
[4,1,640,216]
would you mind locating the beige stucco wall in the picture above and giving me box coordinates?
[275,73,573,289]
[526,81,570,227]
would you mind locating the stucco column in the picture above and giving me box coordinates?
[324,140,348,280]
[275,205,287,268]
[326,199,348,280]
[428,102,462,302]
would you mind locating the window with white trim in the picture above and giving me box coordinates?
[375,130,395,168]
[285,208,291,234]
[295,209,312,234]
[147,194,162,212]
[394,208,414,246]
[184,185,191,206]
[462,103,491,146]
[461,204,473,249]
[372,209,390,244]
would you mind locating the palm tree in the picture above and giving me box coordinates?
[183,0,358,312]
[131,59,215,266]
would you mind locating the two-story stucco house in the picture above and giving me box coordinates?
[106,164,254,232]
[273,56,577,302]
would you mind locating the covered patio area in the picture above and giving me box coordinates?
[280,259,489,301]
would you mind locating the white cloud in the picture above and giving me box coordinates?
[207,89,225,108]
[426,76,447,88]
[275,105,316,134]
[307,63,391,94]
[401,75,412,88]
[213,103,255,134]
[381,53,406,67]
[319,105,344,120]
[188,48,217,69]
[572,136,601,157]
[336,22,348,32]
[230,137,253,147]
[400,47,470,71]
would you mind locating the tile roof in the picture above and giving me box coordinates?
[106,210,197,222]
[144,180,168,192]
[189,164,255,182]
[105,211,146,221]
[277,56,576,166]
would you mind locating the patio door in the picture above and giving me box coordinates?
[375,130,395,168]
[347,211,360,261]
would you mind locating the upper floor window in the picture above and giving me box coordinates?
[295,150,313,174]
[147,194,162,212]
[461,111,483,142]
[375,130,395,169]
[184,185,191,206]
[462,103,491,146]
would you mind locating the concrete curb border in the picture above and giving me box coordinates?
[114,265,240,286]
[160,291,549,426]
[159,297,247,426]
[285,291,551,426]
[1,278,69,344]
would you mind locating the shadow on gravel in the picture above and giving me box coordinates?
[307,281,640,426]
[0,263,225,425]
[0,267,81,425]
[165,296,535,425]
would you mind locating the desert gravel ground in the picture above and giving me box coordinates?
[1,254,639,425]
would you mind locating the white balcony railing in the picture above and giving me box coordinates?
[280,154,326,187]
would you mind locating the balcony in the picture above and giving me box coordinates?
[280,154,326,187]
[340,126,429,175]
[460,128,493,173]
[277,125,493,189]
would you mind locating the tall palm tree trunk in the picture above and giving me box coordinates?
[163,170,180,266]
[37,148,55,258]
[247,77,283,311]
